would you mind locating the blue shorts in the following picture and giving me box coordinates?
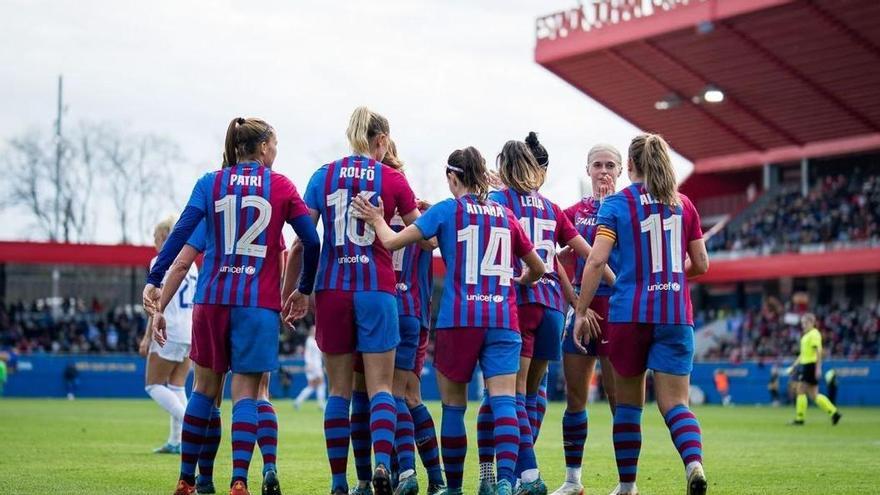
[395,315,422,371]
[315,290,400,354]
[608,323,694,377]
[434,327,521,383]
[191,305,279,374]
[518,304,564,361]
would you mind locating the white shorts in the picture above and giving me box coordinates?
[149,341,192,363]
[305,369,324,381]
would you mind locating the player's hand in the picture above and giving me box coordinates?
[283,290,309,325]
[416,199,432,212]
[487,170,504,190]
[573,308,602,353]
[151,312,168,347]
[138,337,150,357]
[351,194,384,225]
[142,284,161,315]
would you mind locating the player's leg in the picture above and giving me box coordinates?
[476,388,496,494]
[552,311,597,495]
[165,355,191,453]
[315,375,327,410]
[315,290,357,494]
[293,373,316,409]
[227,307,281,494]
[354,291,401,495]
[513,305,544,492]
[392,316,421,494]
[599,357,617,413]
[256,373,281,494]
[650,324,706,495]
[197,373,226,495]
[807,381,841,423]
[527,307,564,444]
[145,351,185,453]
[351,367,373,493]
[405,366,444,492]
[793,376,808,424]
[482,327,523,495]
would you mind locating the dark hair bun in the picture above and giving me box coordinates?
[525,131,540,147]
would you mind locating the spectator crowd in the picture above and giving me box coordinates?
[708,171,880,254]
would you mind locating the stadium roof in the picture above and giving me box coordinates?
[535,0,880,173]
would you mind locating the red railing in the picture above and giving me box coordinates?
[536,0,709,41]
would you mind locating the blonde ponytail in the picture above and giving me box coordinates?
[346,106,390,156]
[629,133,679,206]
[498,140,544,193]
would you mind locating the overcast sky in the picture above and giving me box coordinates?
[1,0,692,244]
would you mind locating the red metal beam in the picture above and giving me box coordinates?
[0,241,155,267]
[698,247,880,283]
[693,132,880,172]
[719,20,880,132]
[640,39,802,146]
[605,47,764,150]
[806,0,880,60]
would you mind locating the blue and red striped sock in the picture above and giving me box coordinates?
[231,398,258,486]
[197,406,222,485]
[180,392,213,485]
[489,395,519,485]
[562,410,588,470]
[525,393,539,442]
[476,393,495,482]
[535,378,548,441]
[440,404,467,490]
[613,404,642,485]
[256,400,278,475]
[514,393,538,480]
[664,404,703,468]
[410,403,443,486]
[370,391,397,470]
[394,396,416,474]
[324,395,351,493]
[350,391,372,483]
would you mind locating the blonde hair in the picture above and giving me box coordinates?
[498,140,544,194]
[587,143,622,168]
[154,216,175,244]
[628,133,679,206]
[383,139,404,171]
[346,106,390,156]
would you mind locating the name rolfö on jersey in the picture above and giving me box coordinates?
[413,195,534,330]
[304,155,418,294]
[596,183,703,325]
[489,189,579,313]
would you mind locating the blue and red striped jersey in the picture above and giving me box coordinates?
[304,155,418,294]
[185,162,310,310]
[391,217,433,328]
[414,195,534,330]
[489,189,579,313]
[563,197,615,296]
[597,183,703,325]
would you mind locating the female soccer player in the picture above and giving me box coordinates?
[154,220,282,495]
[573,134,710,495]
[140,217,200,456]
[552,143,623,495]
[352,146,546,495]
[485,135,599,495]
[297,107,421,495]
[144,117,320,495]
[294,326,326,410]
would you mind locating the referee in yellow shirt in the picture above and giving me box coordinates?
[789,313,841,425]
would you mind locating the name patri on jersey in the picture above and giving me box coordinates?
[229,174,262,187]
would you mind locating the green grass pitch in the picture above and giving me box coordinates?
[1,399,877,494]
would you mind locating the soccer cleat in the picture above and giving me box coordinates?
[229,480,250,495]
[608,484,638,495]
[262,469,282,495]
[196,477,216,495]
[393,472,418,495]
[686,464,707,495]
[372,464,393,495]
[832,412,842,425]
[514,477,548,495]
[789,419,805,426]
[495,480,514,495]
[154,443,182,454]
[426,483,447,495]
[550,482,584,495]
[429,487,461,495]
[349,485,373,495]
[173,480,197,495]
[477,479,494,495]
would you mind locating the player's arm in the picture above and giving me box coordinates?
[685,238,710,279]
[282,209,320,324]
[281,239,304,304]
[572,231,613,350]
[158,246,200,313]
[565,234,615,286]
[516,250,547,286]
[556,255,578,308]
[352,195,422,251]
[400,203,438,251]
